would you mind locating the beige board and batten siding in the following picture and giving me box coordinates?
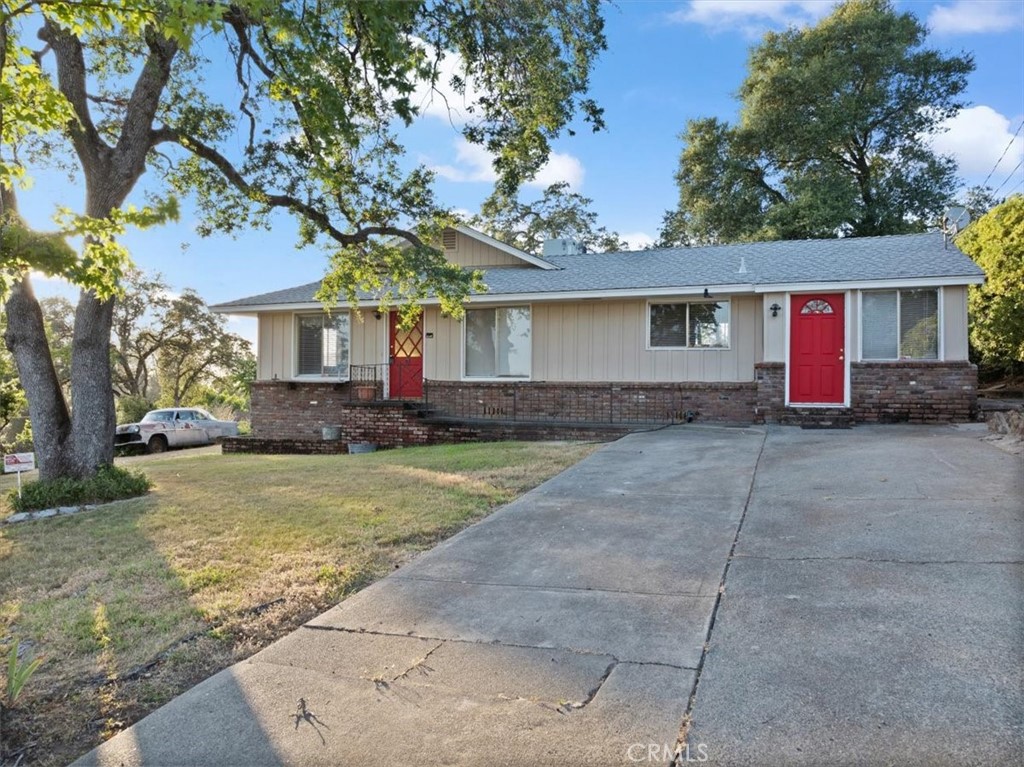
[941,285,969,361]
[257,310,384,381]
[761,286,970,364]
[423,295,761,383]
[443,230,533,268]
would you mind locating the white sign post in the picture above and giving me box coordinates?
[4,452,36,498]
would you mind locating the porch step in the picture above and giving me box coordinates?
[783,407,855,429]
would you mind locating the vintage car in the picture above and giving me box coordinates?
[114,408,239,453]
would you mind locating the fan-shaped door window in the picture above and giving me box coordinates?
[800,299,834,315]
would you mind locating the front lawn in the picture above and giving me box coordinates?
[0,441,598,766]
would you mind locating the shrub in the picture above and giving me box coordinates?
[10,465,151,513]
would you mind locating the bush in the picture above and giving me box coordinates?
[10,465,151,513]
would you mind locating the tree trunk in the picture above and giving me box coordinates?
[68,291,116,475]
[3,276,76,480]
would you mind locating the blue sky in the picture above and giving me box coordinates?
[22,0,1024,344]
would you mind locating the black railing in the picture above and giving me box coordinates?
[422,380,699,425]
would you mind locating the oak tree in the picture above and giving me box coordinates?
[471,182,625,255]
[660,0,973,245]
[0,0,606,479]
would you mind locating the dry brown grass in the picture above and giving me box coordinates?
[0,440,599,766]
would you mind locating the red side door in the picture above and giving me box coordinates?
[790,294,845,405]
[389,312,423,399]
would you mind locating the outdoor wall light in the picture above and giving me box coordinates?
[770,303,782,318]
[703,288,712,298]
[373,310,382,320]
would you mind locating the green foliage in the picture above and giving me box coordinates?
[4,639,43,708]
[10,464,151,513]
[154,289,253,407]
[116,394,154,425]
[958,195,1024,375]
[472,182,625,255]
[660,0,973,245]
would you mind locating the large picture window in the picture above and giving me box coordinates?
[465,306,531,378]
[296,313,350,377]
[649,301,730,348]
[861,289,939,360]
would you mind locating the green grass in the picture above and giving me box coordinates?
[0,440,598,766]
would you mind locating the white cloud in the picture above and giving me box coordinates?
[621,231,656,251]
[669,1,837,35]
[431,139,585,191]
[529,152,585,190]
[928,1,1023,35]
[930,105,1024,179]
[409,42,484,125]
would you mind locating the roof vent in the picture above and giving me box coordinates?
[442,229,458,250]
[543,238,585,257]
[738,256,748,275]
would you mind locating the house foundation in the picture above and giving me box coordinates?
[241,367,978,452]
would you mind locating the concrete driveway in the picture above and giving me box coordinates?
[77,425,1023,766]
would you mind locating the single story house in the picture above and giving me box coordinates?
[212,225,984,444]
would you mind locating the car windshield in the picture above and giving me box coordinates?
[142,411,174,423]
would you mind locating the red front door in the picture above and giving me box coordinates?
[389,312,423,399]
[790,294,845,404]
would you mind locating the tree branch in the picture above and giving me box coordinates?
[115,29,178,171]
[39,19,107,169]
[149,127,427,248]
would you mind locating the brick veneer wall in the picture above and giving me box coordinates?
[754,361,977,424]
[248,362,977,453]
[245,381,636,453]
[250,382,436,445]
[850,361,977,423]
[424,381,759,425]
[754,363,785,424]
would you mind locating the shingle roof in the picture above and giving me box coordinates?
[211,232,983,310]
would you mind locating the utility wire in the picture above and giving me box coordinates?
[980,119,1024,189]
[992,158,1024,197]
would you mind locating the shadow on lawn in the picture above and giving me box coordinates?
[0,499,276,767]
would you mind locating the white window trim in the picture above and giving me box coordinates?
[461,304,533,381]
[857,287,944,362]
[784,291,852,409]
[645,299,733,351]
[292,311,352,381]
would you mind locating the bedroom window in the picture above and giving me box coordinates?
[465,306,531,378]
[649,301,730,348]
[861,289,939,360]
[296,313,350,377]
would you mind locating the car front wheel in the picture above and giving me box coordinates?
[147,434,168,454]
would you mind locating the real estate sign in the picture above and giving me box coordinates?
[3,452,35,473]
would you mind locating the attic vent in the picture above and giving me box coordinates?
[442,229,458,250]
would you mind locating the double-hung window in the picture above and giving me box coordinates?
[649,301,730,348]
[464,306,531,378]
[296,313,350,378]
[861,289,939,360]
